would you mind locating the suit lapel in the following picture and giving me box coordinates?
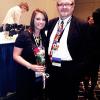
[47,18,59,39]
[67,16,77,43]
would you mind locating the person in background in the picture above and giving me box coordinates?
[13,9,48,100]
[2,2,29,25]
[85,8,100,100]
[82,15,94,99]
[45,0,89,100]
[87,16,94,25]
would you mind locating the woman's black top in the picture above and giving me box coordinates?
[14,30,46,78]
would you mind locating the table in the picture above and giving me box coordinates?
[0,32,17,96]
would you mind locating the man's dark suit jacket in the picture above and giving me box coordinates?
[45,16,88,71]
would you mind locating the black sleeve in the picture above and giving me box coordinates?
[14,31,27,48]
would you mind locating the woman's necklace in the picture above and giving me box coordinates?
[33,33,42,47]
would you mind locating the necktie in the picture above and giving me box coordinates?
[60,20,64,30]
[49,20,64,60]
[55,20,64,42]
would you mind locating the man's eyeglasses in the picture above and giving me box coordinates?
[57,3,74,7]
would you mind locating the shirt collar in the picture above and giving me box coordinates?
[59,16,72,27]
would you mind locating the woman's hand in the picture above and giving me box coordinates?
[31,64,45,72]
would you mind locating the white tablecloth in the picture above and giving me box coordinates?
[0,32,18,44]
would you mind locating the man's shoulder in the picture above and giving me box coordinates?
[72,16,87,24]
[49,17,59,24]
[71,16,88,28]
[48,17,59,29]
[71,16,89,34]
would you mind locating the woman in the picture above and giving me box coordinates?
[13,9,48,100]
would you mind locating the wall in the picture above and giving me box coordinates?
[74,0,100,20]
[0,0,100,25]
[0,0,57,25]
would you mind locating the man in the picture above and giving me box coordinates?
[45,0,88,100]
[2,2,29,25]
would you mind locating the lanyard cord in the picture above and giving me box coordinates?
[49,17,72,59]
[58,16,72,42]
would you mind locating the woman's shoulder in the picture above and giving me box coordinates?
[18,30,31,37]
[15,30,32,47]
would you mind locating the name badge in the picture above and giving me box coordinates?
[52,57,61,67]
